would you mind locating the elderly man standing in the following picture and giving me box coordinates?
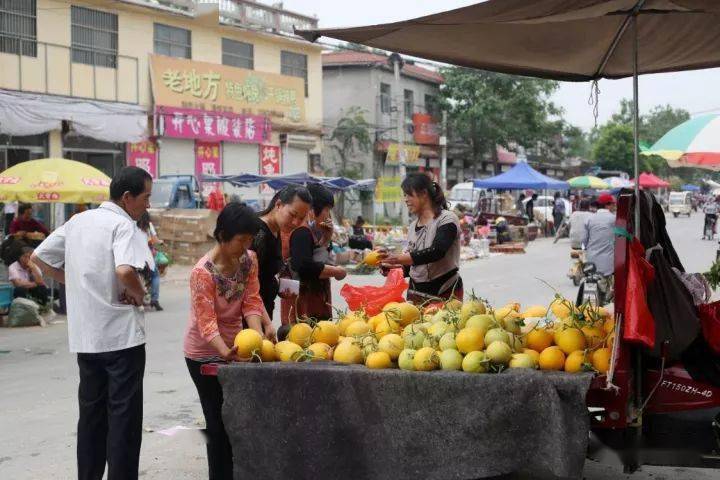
[582,193,617,302]
[32,166,152,480]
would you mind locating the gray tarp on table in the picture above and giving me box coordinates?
[218,362,593,480]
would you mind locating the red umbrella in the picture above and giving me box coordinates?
[631,172,670,188]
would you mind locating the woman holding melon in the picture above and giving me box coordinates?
[184,203,269,480]
[380,173,463,302]
[281,183,347,329]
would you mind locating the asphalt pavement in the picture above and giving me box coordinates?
[1,211,719,479]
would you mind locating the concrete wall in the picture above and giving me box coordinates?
[2,0,322,130]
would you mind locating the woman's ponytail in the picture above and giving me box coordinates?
[431,181,448,213]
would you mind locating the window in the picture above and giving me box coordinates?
[222,38,253,69]
[71,6,117,68]
[0,0,37,57]
[404,89,414,120]
[281,50,307,96]
[380,83,391,114]
[154,23,191,59]
[425,94,439,118]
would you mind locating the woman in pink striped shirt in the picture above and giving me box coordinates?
[184,202,269,480]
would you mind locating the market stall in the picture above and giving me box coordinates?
[218,363,592,480]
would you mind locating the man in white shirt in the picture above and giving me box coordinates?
[33,166,152,480]
[568,199,592,250]
[582,193,617,277]
[4,200,16,235]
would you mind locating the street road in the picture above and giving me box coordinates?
[1,211,719,479]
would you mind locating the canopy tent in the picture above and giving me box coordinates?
[642,114,720,171]
[631,172,670,189]
[299,0,720,234]
[473,161,569,190]
[681,184,701,192]
[204,173,376,192]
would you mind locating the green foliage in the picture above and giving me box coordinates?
[592,123,635,172]
[329,106,372,162]
[589,100,692,179]
[439,67,562,162]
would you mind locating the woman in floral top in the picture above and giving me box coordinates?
[184,202,269,480]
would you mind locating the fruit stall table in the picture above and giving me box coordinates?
[203,362,593,479]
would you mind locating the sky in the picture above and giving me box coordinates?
[279,0,720,132]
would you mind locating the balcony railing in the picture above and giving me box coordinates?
[0,36,140,104]
[219,0,318,37]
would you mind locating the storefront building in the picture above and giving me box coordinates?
[0,0,323,208]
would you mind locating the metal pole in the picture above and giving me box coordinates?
[392,54,408,225]
[632,15,641,238]
[440,110,448,192]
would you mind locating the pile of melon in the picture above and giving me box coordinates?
[233,294,615,375]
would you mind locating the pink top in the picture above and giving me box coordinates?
[183,251,268,360]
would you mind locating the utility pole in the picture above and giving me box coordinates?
[390,52,408,224]
[440,110,448,191]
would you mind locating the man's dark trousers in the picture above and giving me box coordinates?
[76,344,145,480]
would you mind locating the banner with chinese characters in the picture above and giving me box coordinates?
[158,106,269,144]
[259,144,281,194]
[375,177,402,203]
[149,55,305,124]
[195,141,222,197]
[385,143,421,166]
[412,113,440,145]
[126,140,158,178]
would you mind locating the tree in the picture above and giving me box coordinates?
[328,106,372,219]
[589,100,692,178]
[439,67,561,173]
[592,123,634,172]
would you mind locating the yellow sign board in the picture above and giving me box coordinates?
[385,144,421,166]
[149,54,305,123]
[375,176,402,203]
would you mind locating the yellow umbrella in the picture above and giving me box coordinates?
[0,158,110,203]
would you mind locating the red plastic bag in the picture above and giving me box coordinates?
[340,268,408,316]
[699,301,720,355]
[623,238,656,349]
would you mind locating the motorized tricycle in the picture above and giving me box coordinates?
[586,192,720,472]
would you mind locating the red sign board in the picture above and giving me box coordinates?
[195,141,222,196]
[127,140,158,178]
[259,144,281,193]
[413,113,439,145]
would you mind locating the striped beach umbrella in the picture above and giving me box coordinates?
[567,176,609,189]
[643,114,720,171]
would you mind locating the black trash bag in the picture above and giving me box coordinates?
[627,191,700,360]
[681,335,720,388]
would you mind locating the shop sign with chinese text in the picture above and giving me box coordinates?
[127,140,158,178]
[412,113,439,145]
[195,141,222,196]
[385,144,421,166]
[259,144,281,194]
[158,106,269,144]
[375,177,402,203]
[150,55,305,124]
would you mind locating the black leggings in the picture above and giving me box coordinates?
[186,358,234,480]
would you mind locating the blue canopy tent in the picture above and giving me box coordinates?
[473,161,569,190]
[682,184,700,192]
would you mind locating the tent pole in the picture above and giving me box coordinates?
[632,15,641,239]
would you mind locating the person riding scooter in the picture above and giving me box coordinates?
[702,196,719,240]
[581,193,616,303]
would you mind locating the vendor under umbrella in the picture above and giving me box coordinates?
[381,173,463,302]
